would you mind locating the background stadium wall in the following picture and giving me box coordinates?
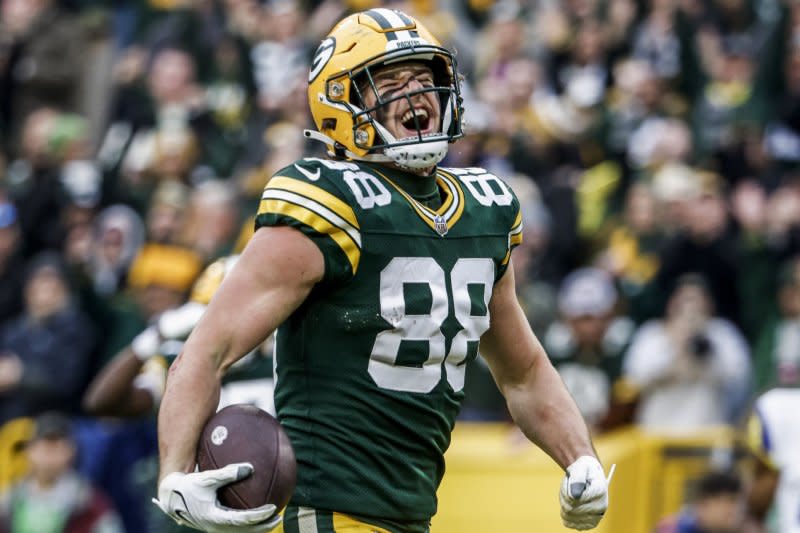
[432,425,738,532]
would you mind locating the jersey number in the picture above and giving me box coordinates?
[369,257,494,393]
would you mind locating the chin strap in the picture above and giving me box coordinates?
[373,122,448,170]
[303,128,448,171]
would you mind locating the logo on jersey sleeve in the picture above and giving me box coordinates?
[293,164,321,181]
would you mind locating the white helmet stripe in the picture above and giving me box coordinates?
[371,8,417,40]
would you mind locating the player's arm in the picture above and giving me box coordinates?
[481,264,596,466]
[480,263,609,530]
[85,299,211,418]
[154,226,323,532]
[82,346,157,417]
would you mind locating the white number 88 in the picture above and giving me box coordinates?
[368,257,495,393]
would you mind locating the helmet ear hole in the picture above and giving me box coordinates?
[322,118,337,131]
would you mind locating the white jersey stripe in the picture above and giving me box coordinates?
[262,189,362,248]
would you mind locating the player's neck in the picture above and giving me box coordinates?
[371,163,437,197]
[385,161,436,178]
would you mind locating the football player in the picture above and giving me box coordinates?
[154,9,610,533]
[744,387,800,533]
[82,255,274,418]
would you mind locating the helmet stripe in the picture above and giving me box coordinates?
[365,9,398,40]
[365,9,420,41]
[392,10,420,37]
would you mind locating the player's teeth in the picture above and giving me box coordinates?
[401,109,428,124]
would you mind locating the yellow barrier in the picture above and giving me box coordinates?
[432,424,737,533]
[0,417,34,494]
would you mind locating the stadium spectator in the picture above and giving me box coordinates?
[0,199,24,324]
[753,257,800,391]
[543,267,636,432]
[97,242,201,365]
[142,180,190,245]
[654,470,750,533]
[0,412,124,533]
[78,204,146,299]
[0,0,88,157]
[648,172,742,325]
[595,181,662,319]
[0,252,96,425]
[179,180,241,261]
[621,274,751,432]
[5,108,71,255]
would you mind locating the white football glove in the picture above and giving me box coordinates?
[559,456,610,531]
[158,302,207,340]
[131,326,161,362]
[153,463,281,533]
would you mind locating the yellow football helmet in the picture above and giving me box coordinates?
[306,9,464,169]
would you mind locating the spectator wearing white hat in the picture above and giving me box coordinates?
[543,267,636,433]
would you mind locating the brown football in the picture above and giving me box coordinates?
[196,404,296,510]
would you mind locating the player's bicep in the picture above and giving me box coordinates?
[480,264,546,391]
[187,226,324,374]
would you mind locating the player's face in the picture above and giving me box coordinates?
[362,62,442,142]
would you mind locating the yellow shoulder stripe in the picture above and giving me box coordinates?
[259,199,360,274]
[267,176,359,229]
[511,210,522,230]
[509,209,523,247]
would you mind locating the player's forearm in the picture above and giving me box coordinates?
[504,358,597,470]
[481,266,597,470]
[158,343,223,481]
[83,347,148,415]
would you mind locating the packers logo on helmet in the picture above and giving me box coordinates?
[306,9,464,169]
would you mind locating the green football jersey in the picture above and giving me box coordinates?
[255,158,523,531]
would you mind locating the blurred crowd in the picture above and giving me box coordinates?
[0,0,799,531]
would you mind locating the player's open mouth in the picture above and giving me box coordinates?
[399,107,432,136]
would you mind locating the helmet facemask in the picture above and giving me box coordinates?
[345,52,464,169]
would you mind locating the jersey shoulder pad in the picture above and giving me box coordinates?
[256,158,362,282]
[440,166,521,213]
[441,166,523,261]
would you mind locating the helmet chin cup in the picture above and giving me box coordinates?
[383,140,448,169]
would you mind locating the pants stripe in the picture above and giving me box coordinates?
[298,507,319,533]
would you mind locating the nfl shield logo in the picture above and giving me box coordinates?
[434,215,448,236]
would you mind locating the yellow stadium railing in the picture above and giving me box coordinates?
[0,417,34,494]
[433,424,738,533]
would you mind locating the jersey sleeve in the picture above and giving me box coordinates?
[497,188,523,281]
[255,160,361,284]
